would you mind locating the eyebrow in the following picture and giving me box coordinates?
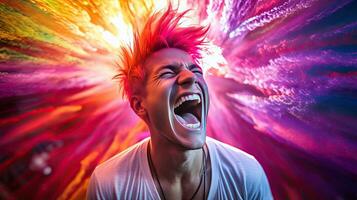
[158,64,180,71]
[156,62,200,72]
[187,63,202,70]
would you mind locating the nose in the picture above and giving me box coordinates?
[177,69,197,87]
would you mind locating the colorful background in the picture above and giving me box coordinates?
[0,0,356,199]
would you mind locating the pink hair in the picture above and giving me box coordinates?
[114,5,209,99]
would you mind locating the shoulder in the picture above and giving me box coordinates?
[94,138,149,181]
[207,137,273,199]
[86,138,149,199]
[207,137,259,170]
[95,139,148,177]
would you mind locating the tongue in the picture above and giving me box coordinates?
[176,113,199,124]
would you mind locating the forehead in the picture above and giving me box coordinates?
[143,48,195,73]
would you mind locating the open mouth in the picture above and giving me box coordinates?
[173,94,202,129]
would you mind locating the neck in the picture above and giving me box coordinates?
[148,134,203,182]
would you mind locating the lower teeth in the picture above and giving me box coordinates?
[185,122,200,129]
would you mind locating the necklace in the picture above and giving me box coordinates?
[147,142,206,200]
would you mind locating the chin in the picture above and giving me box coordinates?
[175,133,206,150]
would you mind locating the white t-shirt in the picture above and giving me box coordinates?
[87,137,273,200]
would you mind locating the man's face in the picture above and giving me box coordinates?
[140,48,209,149]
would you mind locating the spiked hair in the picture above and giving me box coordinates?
[114,5,209,99]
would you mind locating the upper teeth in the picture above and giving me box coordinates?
[174,94,201,109]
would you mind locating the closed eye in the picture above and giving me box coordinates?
[159,69,176,78]
[189,64,203,75]
[192,69,203,75]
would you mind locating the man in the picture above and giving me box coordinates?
[87,5,273,200]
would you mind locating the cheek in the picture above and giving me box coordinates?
[197,78,210,109]
[147,82,172,102]
[197,78,208,93]
[146,82,175,119]
[146,89,175,132]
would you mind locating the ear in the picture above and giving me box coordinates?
[129,95,147,120]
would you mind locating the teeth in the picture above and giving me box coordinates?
[174,94,201,109]
[185,122,201,129]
